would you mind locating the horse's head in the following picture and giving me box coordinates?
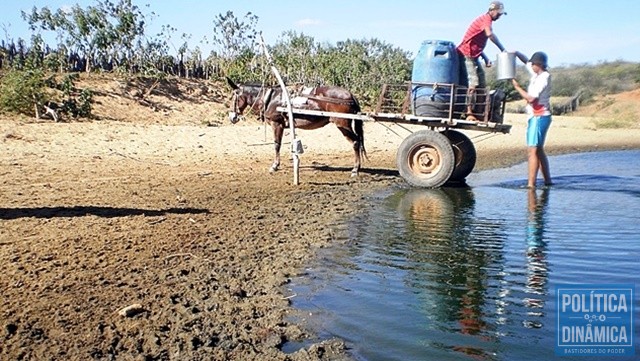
[226,77,246,124]
[226,77,272,124]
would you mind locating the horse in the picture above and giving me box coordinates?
[226,77,366,177]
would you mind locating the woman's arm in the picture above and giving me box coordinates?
[511,79,536,103]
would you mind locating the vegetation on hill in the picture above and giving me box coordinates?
[1,0,638,122]
[490,60,640,113]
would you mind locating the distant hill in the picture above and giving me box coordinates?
[496,60,640,127]
[551,61,640,96]
[487,60,639,95]
[570,88,640,128]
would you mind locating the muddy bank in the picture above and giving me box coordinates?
[1,117,639,360]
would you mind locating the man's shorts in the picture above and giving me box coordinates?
[462,57,486,88]
[526,115,552,147]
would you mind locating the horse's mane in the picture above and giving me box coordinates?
[241,83,280,97]
[241,82,267,88]
[240,82,278,90]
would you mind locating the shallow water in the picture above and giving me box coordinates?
[286,150,640,360]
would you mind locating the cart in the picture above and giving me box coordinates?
[278,81,511,188]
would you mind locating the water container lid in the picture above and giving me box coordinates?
[420,39,455,47]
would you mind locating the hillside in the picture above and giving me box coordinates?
[5,73,638,129]
[571,88,640,128]
[74,74,231,126]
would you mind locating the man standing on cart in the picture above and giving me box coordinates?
[457,1,508,121]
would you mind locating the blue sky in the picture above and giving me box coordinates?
[2,0,639,67]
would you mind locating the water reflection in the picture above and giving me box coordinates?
[290,151,640,361]
[291,185,565,360]
[523,188,550,328]
[389,187,506,360]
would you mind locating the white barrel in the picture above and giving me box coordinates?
[496,52,516,80]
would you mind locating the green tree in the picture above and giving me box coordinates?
[267,33,412,107]
[105,0,147,70]
[211,11,259,60]
[22,0,149,72]
[209,11,260,80]
[271,31,319,84]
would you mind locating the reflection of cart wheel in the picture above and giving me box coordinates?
[396,130,454,188]
[397,188,455,231]
[445,130,476,182]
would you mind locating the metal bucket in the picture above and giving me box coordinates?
[496,52,516,80]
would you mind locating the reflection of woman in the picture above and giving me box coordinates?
[526,188,548,249]
[524,188,550,327]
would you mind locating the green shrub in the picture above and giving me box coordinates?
[0,68,93,120]
[0,68,48,116]
[57,73,93,118]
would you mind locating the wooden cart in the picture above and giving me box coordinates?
[278,81,511,188]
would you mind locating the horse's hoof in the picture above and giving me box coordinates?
[350,171,359,178]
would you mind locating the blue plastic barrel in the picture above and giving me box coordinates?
[411,40,461,118]
[412,39,459,84]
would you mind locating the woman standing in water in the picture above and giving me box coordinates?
[511,51,553,188]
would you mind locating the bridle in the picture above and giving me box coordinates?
[229,86,270,124]
[229,89,241,124]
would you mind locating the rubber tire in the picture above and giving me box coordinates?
[396,130,455,188]
[444,130,477,182]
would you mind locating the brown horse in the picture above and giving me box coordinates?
[226,77,366,176]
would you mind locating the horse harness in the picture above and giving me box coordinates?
[233,85,356,122]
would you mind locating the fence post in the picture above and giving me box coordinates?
[258,34,301,185]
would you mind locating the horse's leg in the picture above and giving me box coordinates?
[270,122,284,173]
[333,118,362,177]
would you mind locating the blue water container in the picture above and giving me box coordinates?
[411,40,461,118]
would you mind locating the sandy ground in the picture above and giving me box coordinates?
[1,112,640,360]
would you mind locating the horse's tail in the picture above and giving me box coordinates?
[352,96,368,161]
[352,94,362,114]
[354,118,367,161]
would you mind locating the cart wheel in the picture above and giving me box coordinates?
[396,130,454,188]
[444,130,477,182]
